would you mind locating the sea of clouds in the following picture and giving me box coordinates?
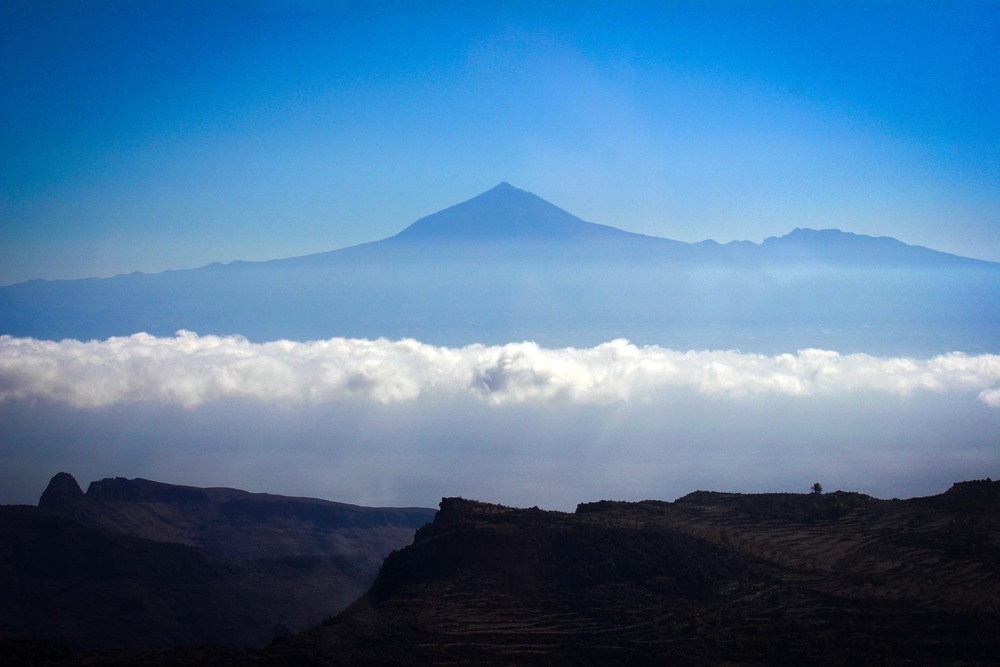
[2,331,998,510]
[2,331,999,408]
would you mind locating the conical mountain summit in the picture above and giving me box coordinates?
[390,182,644,243]
[318,182,986,267]
[0,182,996,353]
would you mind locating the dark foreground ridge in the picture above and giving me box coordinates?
[1,473,435,651]
[5,479,1000,665]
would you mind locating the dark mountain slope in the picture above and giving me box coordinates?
[0,184,997,353]
[259,483,1000,666]
[39,473,435,561]
[0,506,312,649]
[5,480,1000,665]
[0,474,434,650]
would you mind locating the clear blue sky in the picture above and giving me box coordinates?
[2,0,998,284]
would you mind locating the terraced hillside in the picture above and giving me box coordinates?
[5,480,999,665]
[261,483,1000,665]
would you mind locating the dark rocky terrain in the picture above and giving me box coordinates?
[38,473,434,563]
[6,478,999,665]
[256,483,1000,665]
[0,474,434,650]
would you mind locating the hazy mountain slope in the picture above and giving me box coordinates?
[390,181,646,243]
[1,183,997,353]
[0,474,434,650]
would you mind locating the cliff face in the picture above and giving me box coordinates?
[261,483,1000,666]
[36,473,435,561]
[6,481,1000,664]
[1,474,435,650]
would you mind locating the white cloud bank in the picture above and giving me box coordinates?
[1,331,999,409]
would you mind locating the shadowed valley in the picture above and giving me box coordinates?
[5,478,1000,664]
[0,474,434,650]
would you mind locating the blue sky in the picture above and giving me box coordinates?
[2,0,999,284]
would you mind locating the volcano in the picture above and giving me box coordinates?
[392,181,639,242]
[0,183,997,353]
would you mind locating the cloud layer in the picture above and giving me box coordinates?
[2,331,999,409]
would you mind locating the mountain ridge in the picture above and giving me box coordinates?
[1,473,436,650]
[1,183,997,353]
[36,472,435,560]
[268,182,994,269]
[248,479,1000,665]
[14,478,999,664]
[11,183,991,284]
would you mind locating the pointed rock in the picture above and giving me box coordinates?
[38,471,84,509]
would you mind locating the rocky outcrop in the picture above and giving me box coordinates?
[258,483,1000,665]
[8,480,1000,664]
[37,472,84,510]
[32,473,435,561]
[1,473,435,651]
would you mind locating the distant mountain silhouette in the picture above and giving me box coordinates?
[282,182,684,265]
[285,183,978,266]
[0,183,997,353]
[390,182,643,242]
[757,227,980,266]
[0,473,434,649]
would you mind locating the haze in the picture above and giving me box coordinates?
[1,2,998,510]
[2,1,999,284]
[4,385,998,511]
[2,332,998,509]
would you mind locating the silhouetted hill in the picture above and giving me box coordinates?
[245,484,1000,665]
[1,184,996,353]
[39,473,435,561]
[36,472,84,508]
[286,183,989,266]
[5,480,1000,665]
[0,474,434,650]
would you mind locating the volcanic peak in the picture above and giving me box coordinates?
[389,182,641,243]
